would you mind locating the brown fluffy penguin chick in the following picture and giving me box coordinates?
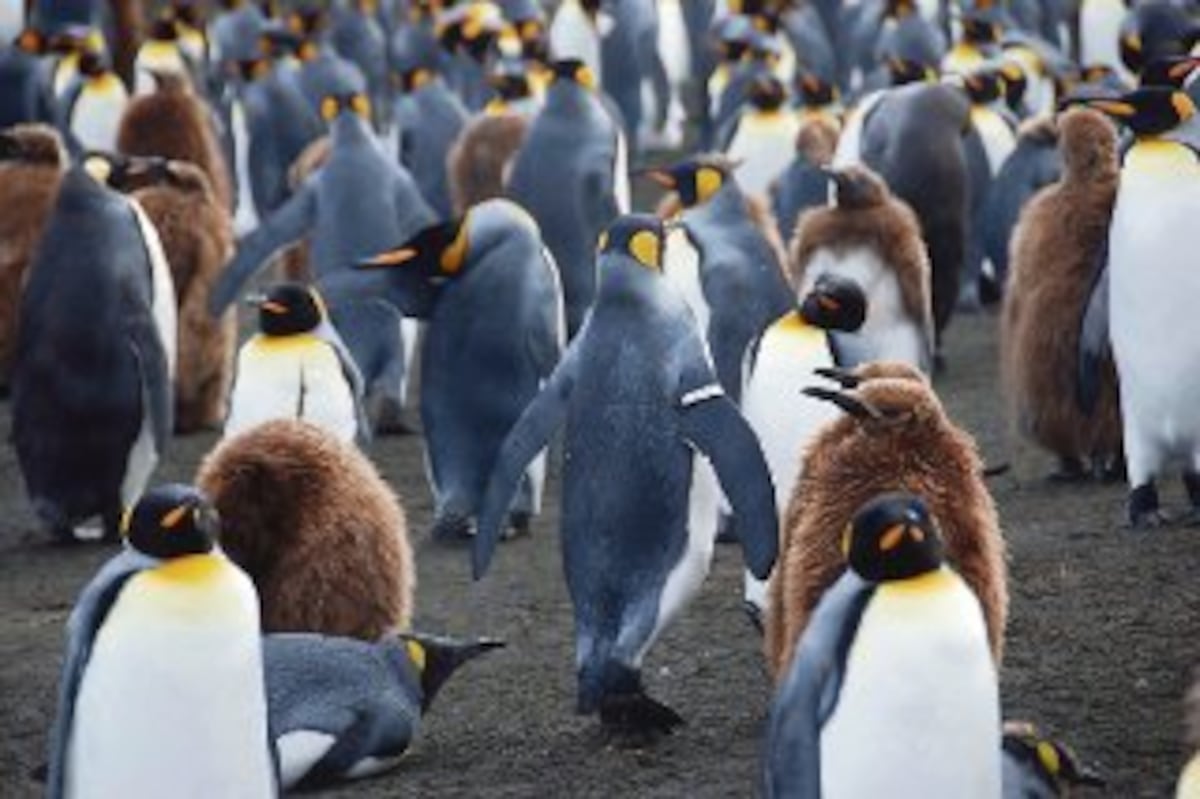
[116,74,233,212]
[764,365,1008,680]
[0,124,67,385]
[196,419,414,639]
[447,111,528,214]
[790,164,935,371]
[120,158,236,432]
[795,116,839,165]
[1001,107,1121,476]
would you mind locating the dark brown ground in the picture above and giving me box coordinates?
[1,308,1197,797]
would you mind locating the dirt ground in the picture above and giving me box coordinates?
[1,307,1198,797]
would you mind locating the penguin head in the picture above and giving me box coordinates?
[252,282,327,336]
[960,14,1001,45]
[391,632,505,711]
[1055,107,1119,182]
[796,72,837,107]
[748,74,787,112]
[802,364,943,435]
[397,66,436,93]
[549,58,597,91]
[320,91,372,123]
[438,2,505,62]
[823,165,888,210]
[122,484,219,560]
[996,60,1028,110]
[962,67,1006,105]
[1001,722,1105,794]
[0,125,66,168]
[13,28,46,55]
[795,118,838,166]
[359,216,471,276]
[233,57,272,83]
[843,493,944,583]
[1074,87,1196,137]
[1120,30,1144,76]
[287,8,328,39]
[597,214,666,274]
[81,151,126,186]
[640,156,731,208]
[147,16,181,46]
[799,274,868,332]
[488,60,532,101]
[77,50,112,82]
[886,56,937,86]
[1140,55,1200,89]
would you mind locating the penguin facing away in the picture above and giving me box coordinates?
[393,67,469,220]
[0,28,58,128]
[46,483,276,799]
[763,492,1001,799]
[266,631,503,790]
[770,117,839,244]
[12,156,175,541]
[471,214,778,734]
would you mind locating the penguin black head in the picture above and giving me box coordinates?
[251,283,327,336]
[796,72,836,107]
[122,484,219,560]
[997,61,1028,110]
[170,2,205,29]
[961,14,1001,45]
[287,8,327,38]
[357,216,470,281]
[1001,722,1105,793]
[844,493,944,583]
[488,62,532,101]
[319,92,372,122]
[748,74,787,111]
[597,214,666,272]
[550,58,596,90]
[1120,30,1144,75]
[233,57,272,82]
[1140,55,1200,89]
[640,156,731,208]
[77,50,109,80]
[80,151,129,186]
[1074,87,1196,136]
[393,632,505,712]
[824,165,887,209]
[13,28,46,54]
[886,56,937,86]
[148,17,180,43]
[397,66,436,93]
[884,0,917,19]
[962,68,1006,105]
[799,274,868,332]
[0,126,65,166]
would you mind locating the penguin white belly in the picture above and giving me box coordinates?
[70,88,130,153]
[663,227,710,335]
[832,91,885,168]
[802,245,928,370]
[821,569,1001,797]
[1080,0,1129,80]
[727,114,803,198]
[971,107,1016,175]
[131,200,179,379]
[231,100,260,236]
[134,47,188,96]
[400,317,421,404]
[549,0,601,76]
[707,66,730,118]
[656,0,689,148]
[278,730,337,788]
[1109,147,1200,478]
[1177,754,1200,799]
[0,0,21,44]
[942,45,985,76]
[65,556,274,799]
[613,126,632,214]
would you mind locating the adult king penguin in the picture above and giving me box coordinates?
[1078,88,1200,526]
[46,484,276,799]
[12,155,174,542]
[472,215,778,734]
[763,492,1001,798]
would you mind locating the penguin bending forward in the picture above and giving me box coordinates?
[472,215,778,734]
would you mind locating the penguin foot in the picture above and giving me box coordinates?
[743,601,765,635]
[431,513,474,542]
[599,692,684,743]
[1047,457,1089,484]
[373,397,416,436]
[715,513,737,544]
[1128,483,1166,529]
[505,511,532,541]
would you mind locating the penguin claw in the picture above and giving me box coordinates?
[1128,510,1169,530]
[599,692,684,744]
[431,513,474,542]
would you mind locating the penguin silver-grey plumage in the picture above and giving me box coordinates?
[266,631,502,790]
[393,67,469,220]
[13,156,175,541]
[0,29,58,128]
[770,117,838,244]
[763,492,1001,798]
[472,214,778,734]
[45,484,276,799]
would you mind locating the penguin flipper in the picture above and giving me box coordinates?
[473,352,579,579]
[676,384,778,579]
[317,320,372,444]
[1076,239,1110,416]
[127,322,174,453]
[47,550,157,799]
[762,573,874,799]
[210,185,317,315]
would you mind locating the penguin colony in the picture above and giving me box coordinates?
[0,0,1197,794]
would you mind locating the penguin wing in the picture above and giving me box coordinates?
[47,550,158,799]
[209,185,317,315]
[127,306,174,450]
[316,320,372,444]
[762,572,875,799]
[1076,238,1110,416]
[675,380,778,579]
[473,348,580,579]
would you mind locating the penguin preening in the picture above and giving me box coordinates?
[763,492,1002,798]
[1001,107,1122,479]
[790,164,935,372]
[764,364,1008,679]
[345,199,564,539]
[196,418,414,640]
[266,631,503,790]
[12,157,175,541]
[393,67,469,220]
[45,483,276,799]
[472,215,778,734]
[1076,88,1200,526]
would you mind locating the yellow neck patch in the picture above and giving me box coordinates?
[695,166,723,203]
[440,216,470,273]
[147,553,223,585]
[407,639,427,671]
[883,566,954,595]
[628,229,661,270]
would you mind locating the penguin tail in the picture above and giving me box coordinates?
[399,632,505,712]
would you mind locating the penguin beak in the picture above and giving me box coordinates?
[356,247,419,269]
[1169,57,1200,81]
[636,168,677,189]
[813,366,862,388]
[259,300,288,315]
[801,386,883,419]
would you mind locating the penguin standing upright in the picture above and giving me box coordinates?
[393,66,469,220]
[131,16,188,94]
[0,28,57,128]
[12,157,175,541]
[763,493,1001,798]
[60,50,130,153]
[771,117,838,243]
[548,0,603,77]
[471,215,778,733]
[1078,88,1200,526]
[0,0,22,44]
[506,59,627,338]
[724,74,801,198]
[45,484,276,799]
[791,165,935,372]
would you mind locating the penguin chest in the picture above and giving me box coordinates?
[728,114,803,197]
[663,227,709,334]
[970,107,1016,175]
[67,557,274,798]
[230,101,259,235]
[822,571,1001,797]
[549,0,601,76]
[70,83,129,153]
[1079,0,1128,77]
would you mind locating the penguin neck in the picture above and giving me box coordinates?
[330,113,378,153]
[547,81,594,113]
[689,179,741,216]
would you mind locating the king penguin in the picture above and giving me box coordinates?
[60,50,130,154]
[392,66,469,220]
[471,214,778,733]
[762,492,1001,798]
[0,28,58,128]
[1077,88,1200,526]
[12,155,175,542]
[723,73,801,198]
[225,282,367,444]
[45,483,276,799]
[266,631,503,790]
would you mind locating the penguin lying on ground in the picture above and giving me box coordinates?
[1002,107,1122,480]
[0,124,66,390]
[224,282,367,443]
[763,492,1001,798]
[764,362,1007,679]
[1001,721,1104,797]
[197,418,413,640]
[472,215,778,736]
[12,155,175,542]
[345,199,564,540]
[46,484,276,799]
[267,631,503,790]
[790,164,935,372]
